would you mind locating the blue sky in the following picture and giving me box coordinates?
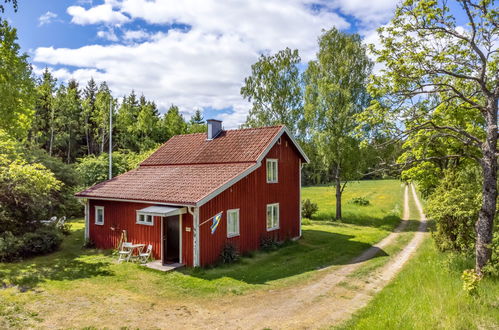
[4,0,401,127]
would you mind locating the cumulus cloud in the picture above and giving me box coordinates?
[38,11,58,26]
[122,29,152,41]
[97,29,119,41]
[34,0,394,127]
[67,2,130,25]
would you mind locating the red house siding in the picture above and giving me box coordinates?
[198,134,301,266]
[88,199,193,265]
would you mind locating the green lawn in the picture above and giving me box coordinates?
[303,180,403,231]
[339,235,499,330]
[0,179,404,328]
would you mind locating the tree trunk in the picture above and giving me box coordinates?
[85,115,91,155]
[335,165,342,220]
[476,98,498,275]
[49,127,54,157]
[67,129,71,164]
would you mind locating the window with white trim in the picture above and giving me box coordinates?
[266,159,278,183]
[266,203,279,231]
[95,206,104,225]
[227,209,240,237]
[136,212,154,226]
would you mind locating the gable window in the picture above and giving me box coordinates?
[136,212,154,226]
[266,203,279,231]
[95,206,104,225]
[266,159,278,183]
[227,209,240,238]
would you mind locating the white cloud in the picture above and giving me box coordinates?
[38,11,58,26]
[35,0,396,128]
[97,29,118,42]
[123,29,152,41]
[67,3,130,25]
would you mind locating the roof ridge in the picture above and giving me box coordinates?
[139,161,257,167]
[167,124,284,138]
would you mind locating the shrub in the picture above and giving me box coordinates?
[426,168,481,253]
[350,197,370,206]
[20,227,63,257]
[260,235,278,252]
[301,218,312,226]
[83,238,96,249]
[0,231,23,262]
[461,269,481,297]
[0,227,63,262]
[301,199,319,218]
[220,243,239,264]
[56,221,72,236]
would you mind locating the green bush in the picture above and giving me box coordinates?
[22,227,63,256]
[301,199,319,218]
[0,231,23,262]
[0,227,63,262]
[219,243,239,264]
[426,168,481,253]
[350,197,370,206]
[260,235,279,252]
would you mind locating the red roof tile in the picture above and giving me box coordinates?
[75,163,254,205]
[141,125,283,165]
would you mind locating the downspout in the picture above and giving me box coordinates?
[188,206,200,267]
[299,159,303,238]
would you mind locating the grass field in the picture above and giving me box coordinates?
[0,180,404,328]
[339,237,499,330]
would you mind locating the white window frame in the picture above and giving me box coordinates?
[266,159,278,183]
[136,212,154,226]
[226,209,240,238]
[95,206,104,225]
[266,203,279,231]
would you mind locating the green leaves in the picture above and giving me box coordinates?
[241,47,303,136]
[0,19,35,139]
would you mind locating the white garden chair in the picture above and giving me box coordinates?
[40,216,57,225]
[118,242,133,263]
[57,216,66,225]
[138,244,153,264]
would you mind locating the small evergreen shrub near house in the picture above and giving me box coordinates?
[350,197,370,206]
[301,199,319,218]
[220,243,239,264]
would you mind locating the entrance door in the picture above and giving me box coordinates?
[162,216,180,265]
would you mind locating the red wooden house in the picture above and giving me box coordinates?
[76,120,309,267]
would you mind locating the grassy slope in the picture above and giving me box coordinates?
[0,180,404,327]
[340,236,499,329]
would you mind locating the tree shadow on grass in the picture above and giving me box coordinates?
[184,229,388,285]
[0,228,113,291]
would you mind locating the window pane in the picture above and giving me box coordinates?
[140,214,144,222]
[267,206,272,228]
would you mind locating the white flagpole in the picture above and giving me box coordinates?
[108,97,113,180]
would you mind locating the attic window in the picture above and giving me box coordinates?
[266,159,278,183]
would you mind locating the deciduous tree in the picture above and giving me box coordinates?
[304,28,373,220]
[364,0,498,274]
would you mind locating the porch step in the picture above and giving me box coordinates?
[143,260,184,272]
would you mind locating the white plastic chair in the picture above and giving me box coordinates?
[40,216,57,225]
[57,216,67,225]
[118,242,133,263]
[138,244,153,264]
